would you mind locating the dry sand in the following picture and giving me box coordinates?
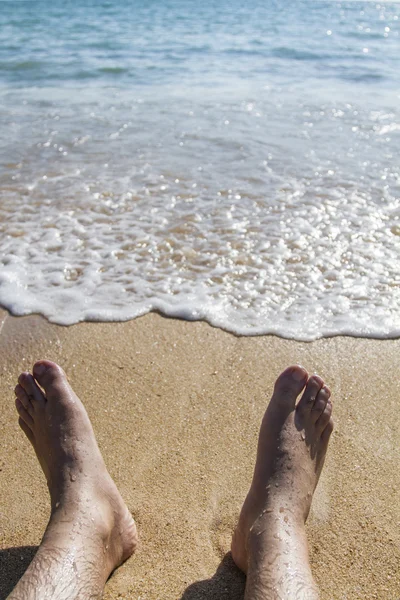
[0,308,399,599]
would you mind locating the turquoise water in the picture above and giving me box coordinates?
[1,0,399,87]
[0,0,399,339]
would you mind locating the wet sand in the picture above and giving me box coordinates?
[0,309,399,599]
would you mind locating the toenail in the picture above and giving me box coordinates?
[292,366,306,381]
[34,364,46,375]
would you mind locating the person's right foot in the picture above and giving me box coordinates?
[14,360,137,580]
[231,365,333,574]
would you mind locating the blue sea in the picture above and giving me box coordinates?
[0,0,399,340]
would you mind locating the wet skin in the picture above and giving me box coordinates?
[232,365,333,599]
[9,361,332,600]
[10,360,137,600]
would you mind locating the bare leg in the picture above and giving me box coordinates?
[9,360,137,600]
[231,365,333,600]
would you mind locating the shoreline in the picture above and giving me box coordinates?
[1,305,399,343]
[0,309,399,599]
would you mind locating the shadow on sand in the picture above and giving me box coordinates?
[0,546,38,600]
[181,552,246,600]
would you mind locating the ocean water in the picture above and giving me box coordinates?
[0,0,399,340]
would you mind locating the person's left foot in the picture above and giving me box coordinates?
[231,365,333,574]
[15,360,137,578]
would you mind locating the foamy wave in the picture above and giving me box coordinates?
[1,174,399,340]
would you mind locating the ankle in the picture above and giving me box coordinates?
[247,507,307,556]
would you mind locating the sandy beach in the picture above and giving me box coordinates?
[0,308,399,599]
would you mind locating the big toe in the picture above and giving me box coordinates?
[270,365,308,411]
[33,360,72,400]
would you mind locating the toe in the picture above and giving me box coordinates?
[18,372,46,408]
[310,386,330,423]
[316,401,333,435]
[269,366,309,417]
[15,384,34,414]
[272,365,308,406]
[17,372,31,391]
[321,416,334,443]
[18,417,35,444]
[15,397,34,428]
[33,360,71,401]
[296,374,324,415]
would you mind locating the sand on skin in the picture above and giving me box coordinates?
[0,308,399,600]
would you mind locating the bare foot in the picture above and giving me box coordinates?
[231,365,333,584]
[14,360,137,590]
